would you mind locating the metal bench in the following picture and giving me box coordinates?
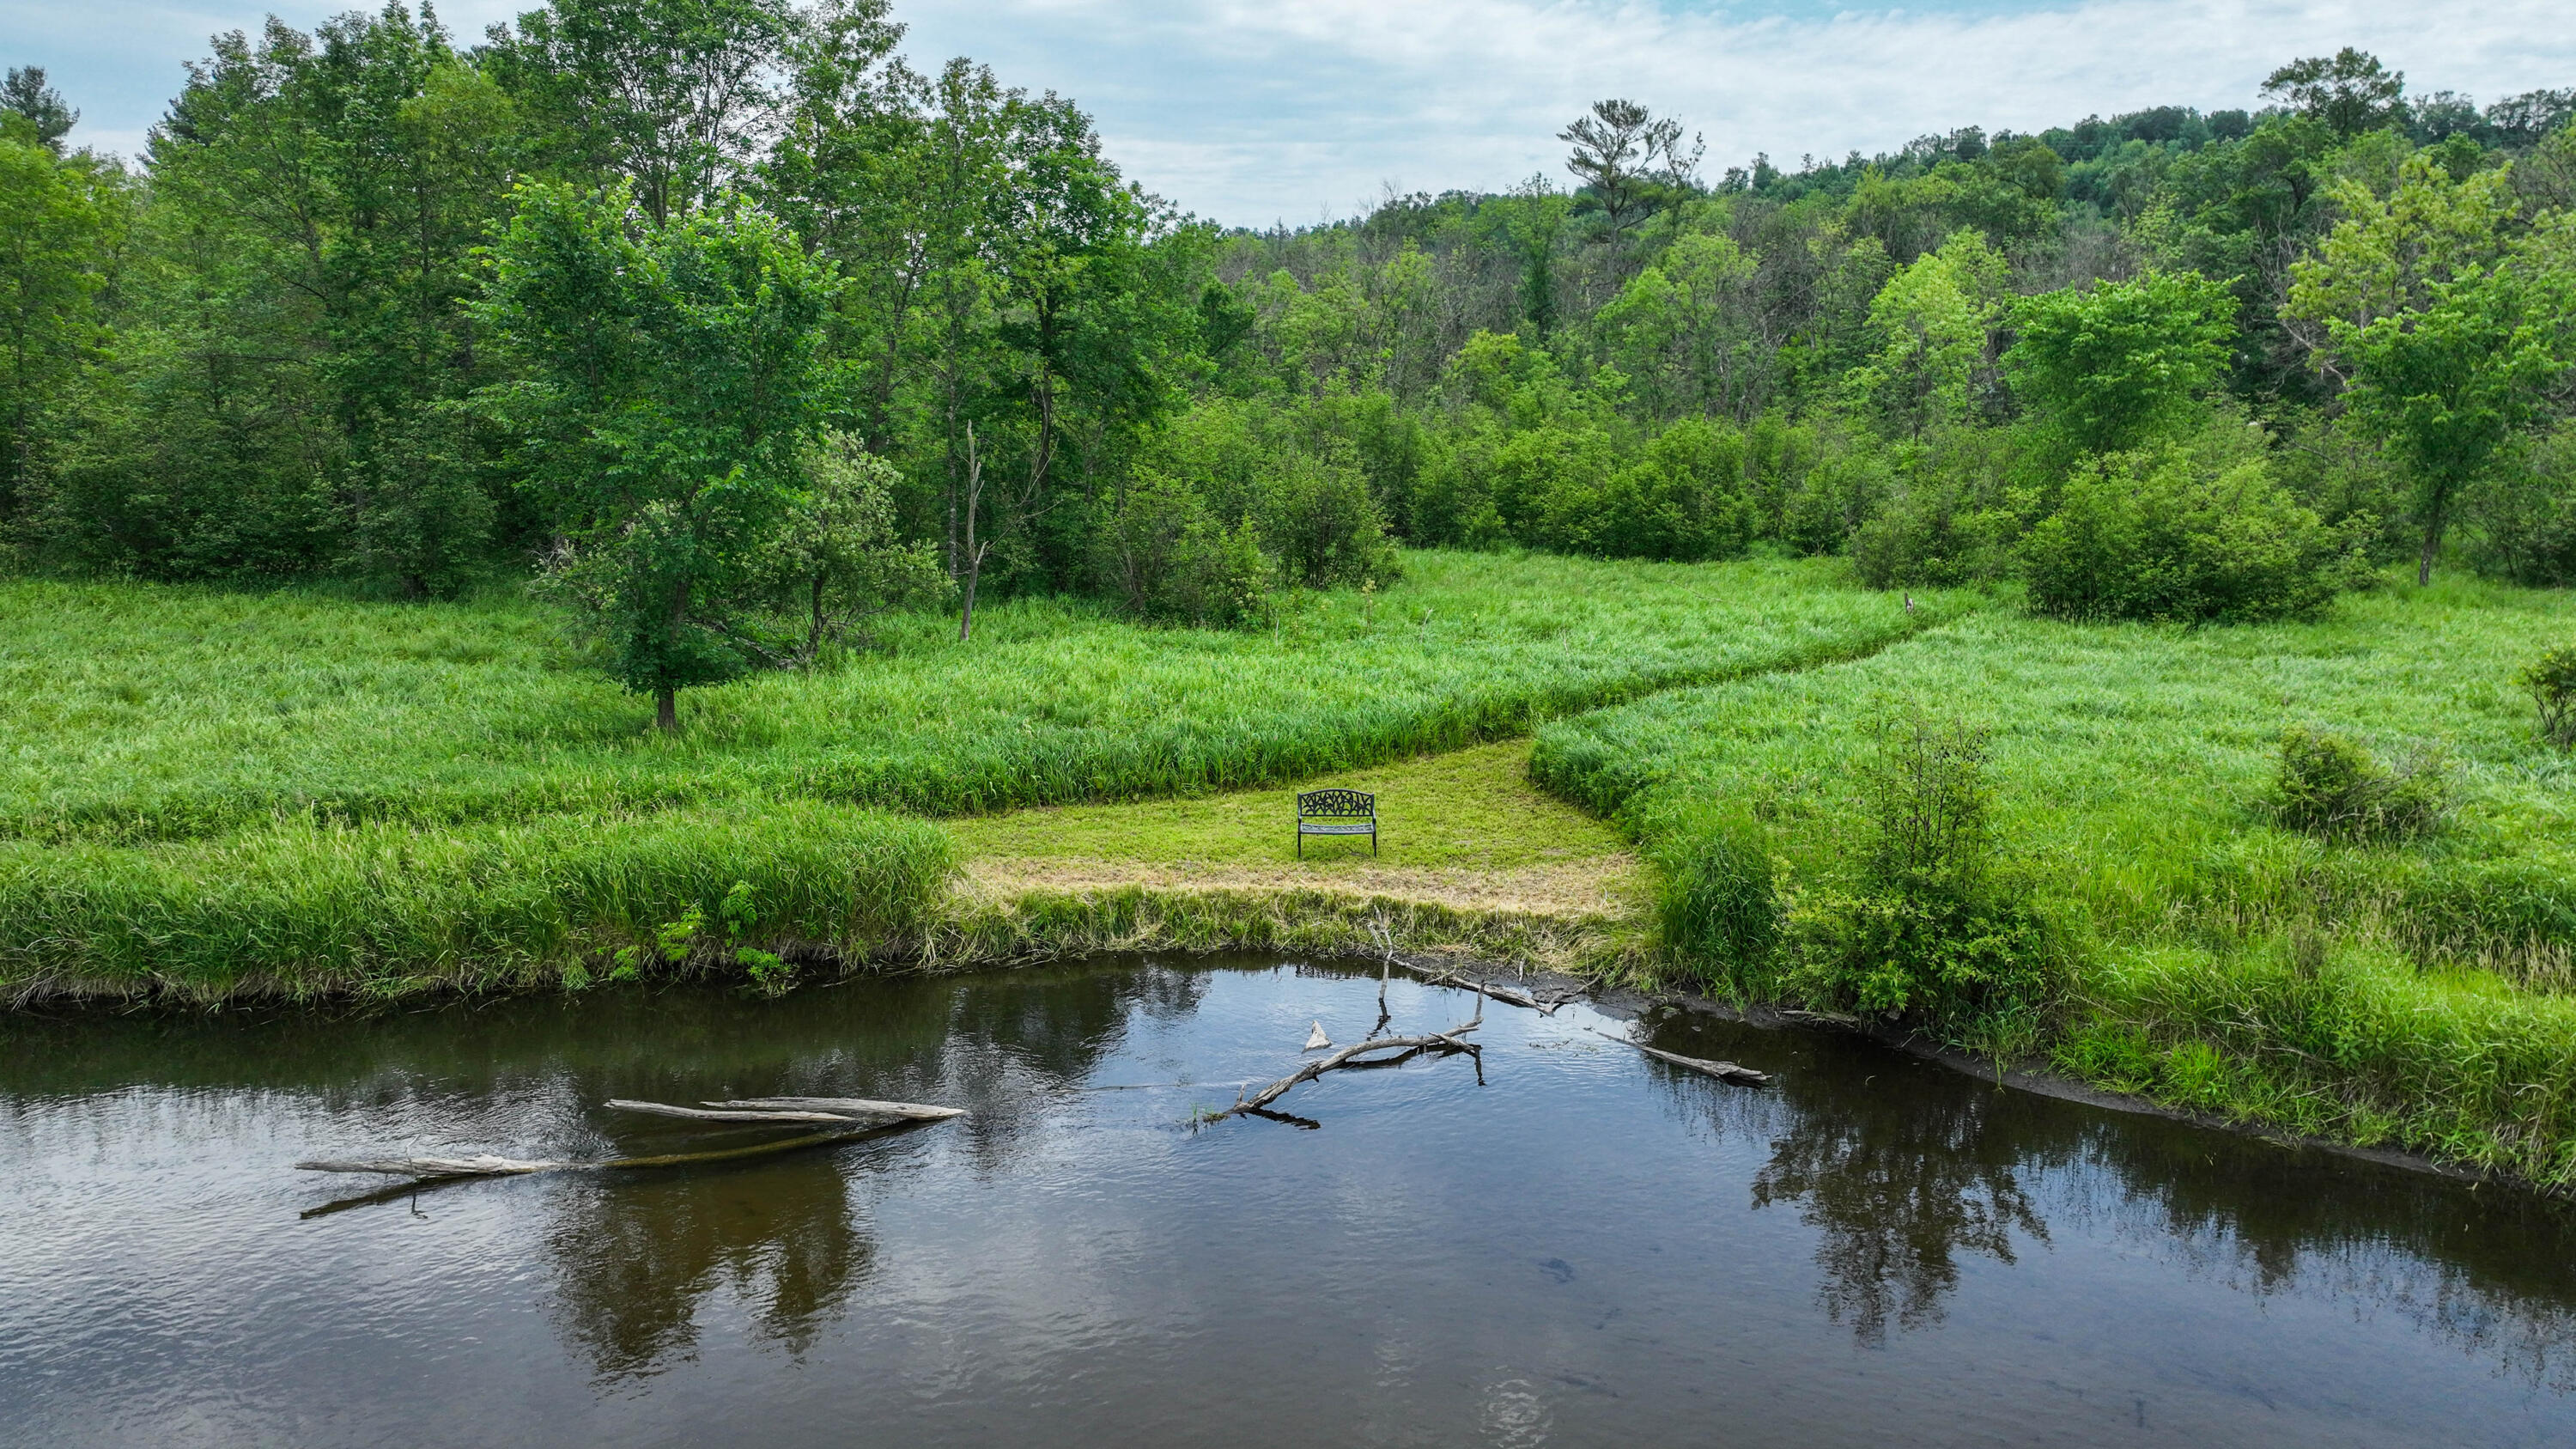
[1296,788,1377,858]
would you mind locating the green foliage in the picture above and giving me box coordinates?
[1846,230,2008,439]
[2003,273,2236,453]
[2284,155,2573,582]
[2020,445,2368,623]
[2521,645,2576,751]
[0,116,116,525]
[1848,473,2011,588]
[2465,423,2576,587]
[2269,726,2452,843]
[1779,712,2065,1050]
[0,801,954,996]
[1650,809,1778,982]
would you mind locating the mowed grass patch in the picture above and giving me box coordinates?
[0,551,1968,843]
[1529,574,2576,1184]
[952,740,1640,920]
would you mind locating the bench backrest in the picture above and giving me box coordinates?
[1297,788,1376,819]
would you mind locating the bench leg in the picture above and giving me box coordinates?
[1371,825,1378,856]
[1297,831,1302,861]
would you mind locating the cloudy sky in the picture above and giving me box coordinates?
[7,0,2573,226]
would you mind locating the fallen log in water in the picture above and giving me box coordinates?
[1400,962,1568,1016]
[295,1154,562,1177]
[1223,1020,1481,1120]
[295,1097,967,1190]
[1586,1027,1770,1086]
[607,1100,864,1124]
[703,1097,969,1121]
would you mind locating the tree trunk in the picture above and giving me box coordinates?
[958,547,984,642]
[655,686,678,733]
[2418,503,2445,587]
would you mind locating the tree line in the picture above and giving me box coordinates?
[4,10,2575,718]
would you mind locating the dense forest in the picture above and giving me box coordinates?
[4,4,2575,717]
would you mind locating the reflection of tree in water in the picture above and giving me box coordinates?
[545,1151,878,1378]
[1751,1071,2049,1342]
[536,957,1215,1379]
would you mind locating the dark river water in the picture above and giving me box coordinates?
[4,955,2575,1447]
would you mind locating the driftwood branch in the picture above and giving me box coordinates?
[1586,1027,1770,1086]
[1224,1020,1481,1120]
[1400,961,1571,1015]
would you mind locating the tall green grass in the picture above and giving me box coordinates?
[1530,574,2576,1184]
[0,802,956,1001]
[0,551,1968,843]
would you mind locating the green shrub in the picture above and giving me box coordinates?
[1583,419,1759,562]
[2020,449,2369,624]
[2269,726,2452,843]
[2467,429,2576,587]
[1848,479,2011,588]
[1783,885,2060,1048]
[1255,449,1398,588]
[1652,810,1779,984]
[1777,448,1893,556]
[2521,645,2576,751]
[1781,711,2065,1050]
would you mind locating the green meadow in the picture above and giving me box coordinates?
[0,551,1957,843]
[1533,575,2576,1185]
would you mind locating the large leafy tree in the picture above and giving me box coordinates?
[475,184,840,728]
[2286,154,2575,582]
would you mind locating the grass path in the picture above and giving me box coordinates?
[951,740,1639,921]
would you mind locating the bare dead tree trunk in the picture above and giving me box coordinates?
[958,422,990,642]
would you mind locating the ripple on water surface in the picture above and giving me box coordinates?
[3,955,2574,1447]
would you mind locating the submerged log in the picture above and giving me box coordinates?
[295,1097,967,1194]
[1403,963,1562,1015]
[1587,1027,1770,1086]
[702,1097,969,1121]
[295,1154,561,1178]
[608,1100,862,1124]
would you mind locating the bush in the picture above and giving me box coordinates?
[1848,478,2010,588]
[1256,449,1398,588]
[1585,419,1758,562]
[1781,711,2065,1050]
[1094,472,1274,626]
[2521,645,2576,752]
[2269,726,2452,843]
[2466,427,2576,587]
[2020,448,2369,624]
[1777,447,1893,556]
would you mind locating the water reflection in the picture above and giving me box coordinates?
[1749,1071,2048,1343]
[544,1154,878,1374]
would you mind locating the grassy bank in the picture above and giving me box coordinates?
[1530,575,2576,1185]
[0,551,1968,843]
[0,803,956,1002]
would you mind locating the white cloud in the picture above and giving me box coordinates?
[9,1,2573,225]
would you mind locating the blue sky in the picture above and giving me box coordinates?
[7,0,2573,226]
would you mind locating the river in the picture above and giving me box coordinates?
[3,954,2573,1446]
